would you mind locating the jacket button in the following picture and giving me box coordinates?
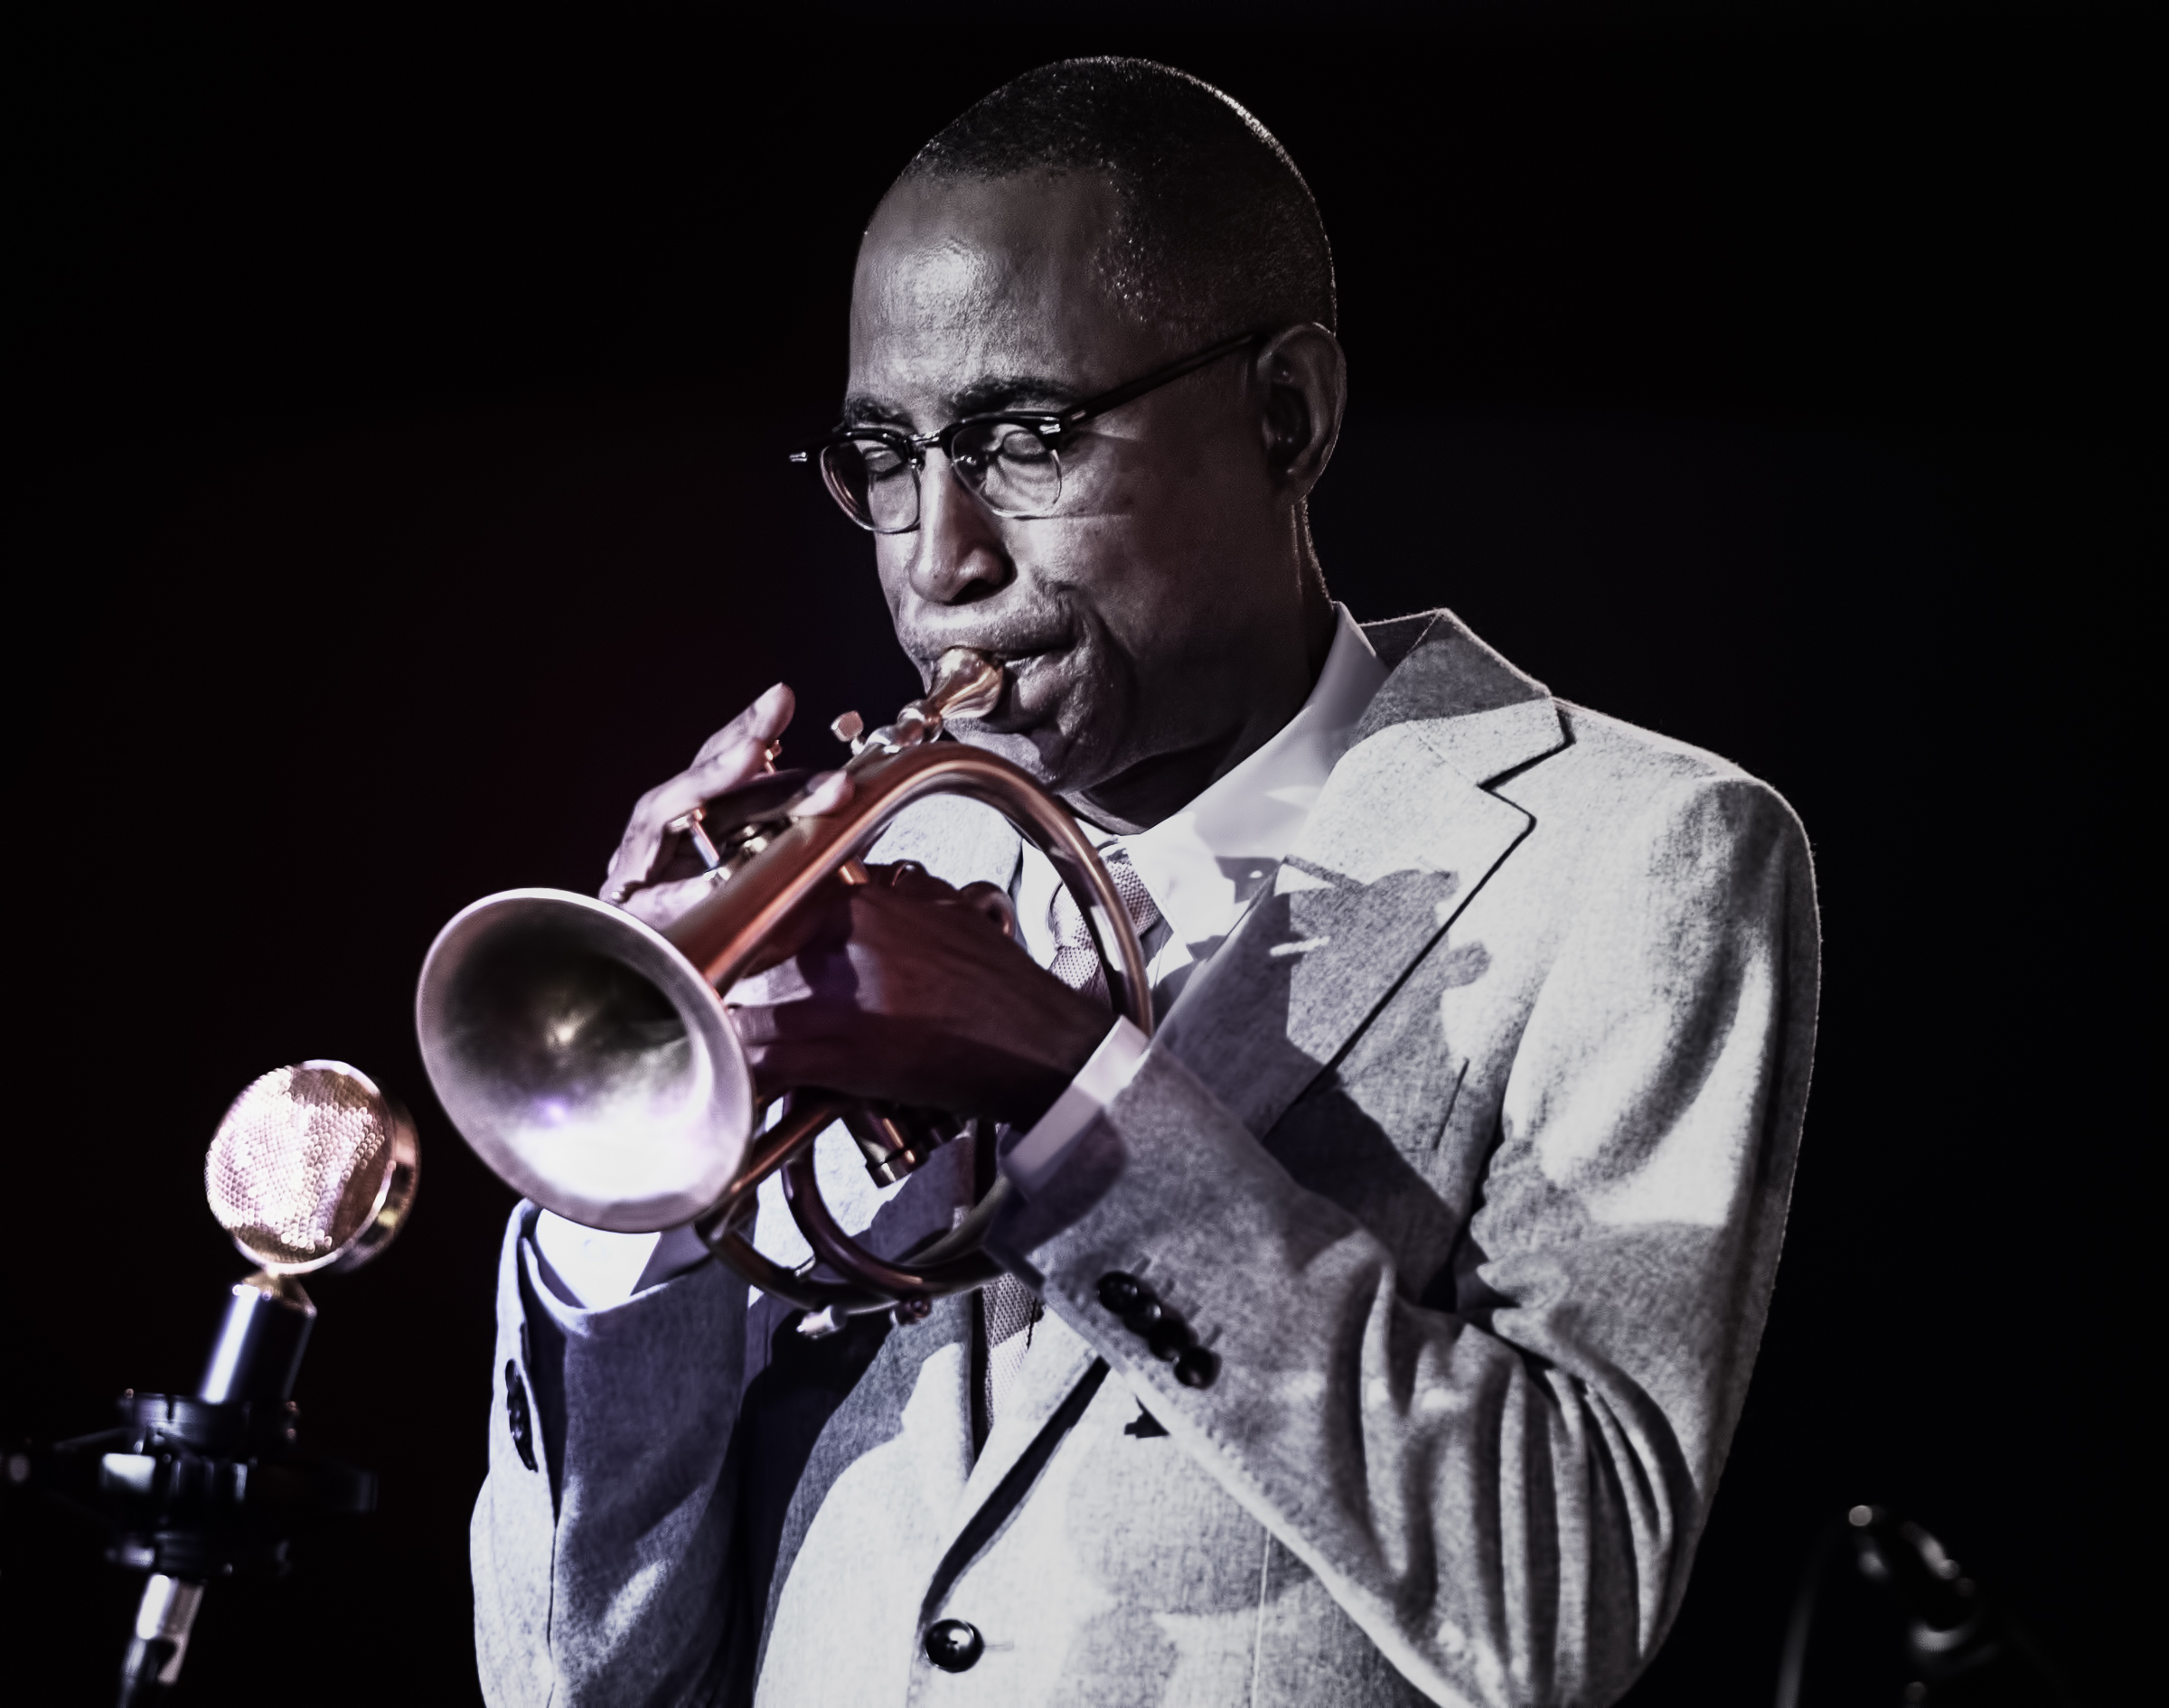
[1097,1272,1151,1315]
[1145,1316,1194,1361]
[924,1619,984,1672]
[1173,1346,1219,1390]
[503,1361,538,1472]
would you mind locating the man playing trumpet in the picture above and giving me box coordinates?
[472,58,1819,1708]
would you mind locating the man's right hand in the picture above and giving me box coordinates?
[596,680,1103,1126]
[601,683,850,934]
[541,684,821,1302]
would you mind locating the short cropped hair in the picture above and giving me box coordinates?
[899,58,1336,344]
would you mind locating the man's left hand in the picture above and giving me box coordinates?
[728,862,1113,1128]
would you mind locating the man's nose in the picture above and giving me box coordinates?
[905,450,1013,605]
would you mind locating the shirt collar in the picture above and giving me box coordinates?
[1112,602,1386,954]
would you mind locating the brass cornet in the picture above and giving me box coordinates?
[415,649,1151,1328]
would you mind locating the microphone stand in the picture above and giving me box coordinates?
[5,1057,412,1702]
[10,1272,376,1703]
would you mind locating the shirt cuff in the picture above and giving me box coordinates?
[1000,1016,1151,1197]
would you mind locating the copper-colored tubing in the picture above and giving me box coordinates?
[662,743,1154,1039]
[700,1092,850,1231]
[708,1227,885,1319]
[678,737,1151,1316]
[779,1150,1002,1300]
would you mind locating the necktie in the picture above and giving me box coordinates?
[980,849,1161,1437]
[1045,853,1162,1006]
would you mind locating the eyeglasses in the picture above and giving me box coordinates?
[791,329,1265,535]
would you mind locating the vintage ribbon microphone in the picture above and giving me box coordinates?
[9,1062,418,1703]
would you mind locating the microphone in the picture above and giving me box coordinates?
[108,1061,418,1704]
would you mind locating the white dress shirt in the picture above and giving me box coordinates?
[1002,603,1386,1195]
[536,605,1386,1309]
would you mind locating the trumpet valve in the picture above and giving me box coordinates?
[830,710,865,751]
[664,806,726,873]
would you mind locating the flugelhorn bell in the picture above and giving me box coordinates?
[415,649,1151,1325]
[416,888,752,1233]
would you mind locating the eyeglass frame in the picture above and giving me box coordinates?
[789,327,1270,535]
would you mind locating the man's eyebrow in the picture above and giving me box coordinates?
[840,394,915,429]
[838,374,1085,430]
[950,374,1084,417]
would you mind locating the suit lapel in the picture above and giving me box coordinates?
[894,608,1568,1581]
[1152,728,1530,1140]
[913,1310,1102,1609]
[1351,605,1557,743]
[1156,607,1567,1142]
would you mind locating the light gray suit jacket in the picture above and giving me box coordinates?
[471,609,1819,1708]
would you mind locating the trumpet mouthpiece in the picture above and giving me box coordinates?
[926,648,1005,723]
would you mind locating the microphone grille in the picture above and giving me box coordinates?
[205,1061,417,1273]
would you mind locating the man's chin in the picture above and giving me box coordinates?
[948,718,1088,793]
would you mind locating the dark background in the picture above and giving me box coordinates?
[4,6,2157,1703]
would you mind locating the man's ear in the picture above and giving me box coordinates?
[1256,323,1346,501]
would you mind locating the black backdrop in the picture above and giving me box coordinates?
[5,8,2157,1703]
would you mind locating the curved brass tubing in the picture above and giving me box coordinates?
[418,649,1151,1333]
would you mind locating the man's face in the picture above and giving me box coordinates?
[847,171,1304,806]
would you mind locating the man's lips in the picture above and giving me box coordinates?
[942,641,1075,731]
[916,632,1068,675]
[976,637,1066,666]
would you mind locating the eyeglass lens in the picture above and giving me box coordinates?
[820,423,1064,533]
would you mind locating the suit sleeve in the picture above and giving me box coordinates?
[986,774,1818,1707]
[472,1205,748,1707]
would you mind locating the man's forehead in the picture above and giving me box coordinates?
[852,238,1062,392]
[846,172,1160,420]
[845,325,1084,427]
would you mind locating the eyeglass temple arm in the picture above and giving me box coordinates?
[784,328,1270,464]
[1056,329,1269,429]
